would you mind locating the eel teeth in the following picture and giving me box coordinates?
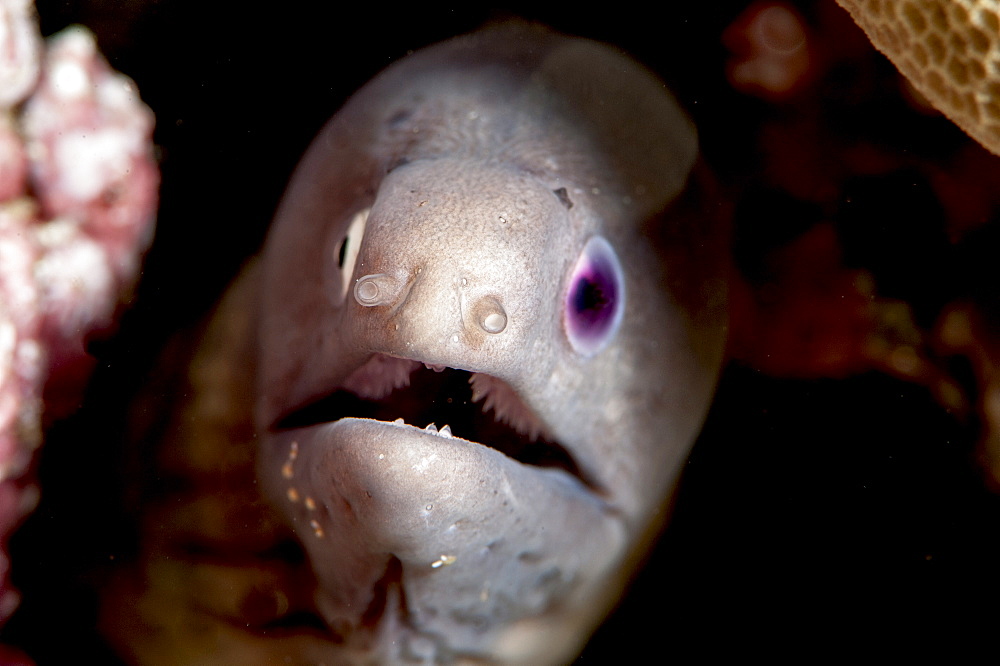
[391,418,454,438]
[421,422,454,438]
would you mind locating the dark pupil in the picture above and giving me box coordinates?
[337,238,349,268]
[573,277,608,316]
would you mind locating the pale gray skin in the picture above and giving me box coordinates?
[256,24,728,664]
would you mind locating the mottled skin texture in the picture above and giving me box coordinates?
[254,24,727,663]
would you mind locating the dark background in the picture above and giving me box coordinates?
[5,0,1000,661]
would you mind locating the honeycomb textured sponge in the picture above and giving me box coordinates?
[838,0,1000,155]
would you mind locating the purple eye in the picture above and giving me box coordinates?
[563,236,625,357]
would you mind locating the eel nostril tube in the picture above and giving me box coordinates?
[476,298,508,334]
[354,273,396,307]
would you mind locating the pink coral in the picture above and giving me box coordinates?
[0,0,39,109]
[23,27,158,284]
[0,0,158,632]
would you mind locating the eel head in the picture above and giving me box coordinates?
[252,26,727,663]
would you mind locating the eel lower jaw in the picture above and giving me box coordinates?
[261,415,627,658]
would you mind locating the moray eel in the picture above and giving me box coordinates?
[251,24,726,664]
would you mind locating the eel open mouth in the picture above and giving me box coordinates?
[260,352,628,659]
[273,353,593,488]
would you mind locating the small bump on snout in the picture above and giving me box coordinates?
[354,273,397,307]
